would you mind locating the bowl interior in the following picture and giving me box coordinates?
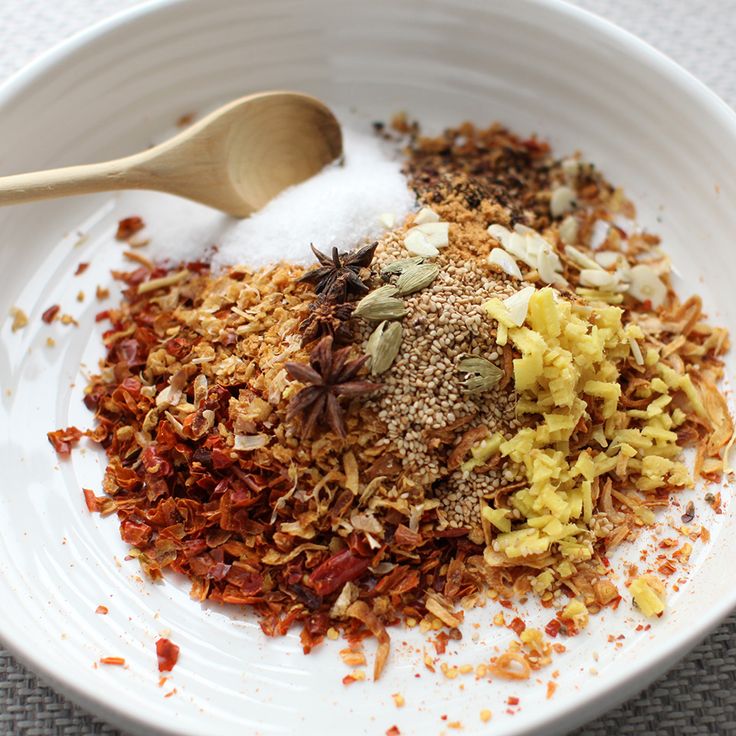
[1,1,735,735]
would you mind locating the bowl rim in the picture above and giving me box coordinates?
[1,1,735,734]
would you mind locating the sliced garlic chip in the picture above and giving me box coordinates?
[487,223,512,248]
[565,245,602,271]
[594,250,620,269]
[404,229,439,257]
[559,216,579,245]
[579,269,619,289]
[627,264,667,308]
[414,207,440,225]
[503,286,536,326]
[414,222,450,248]
[488,248,522,279]
[550,185,577,218]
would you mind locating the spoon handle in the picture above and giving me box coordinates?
[0,157,142,206]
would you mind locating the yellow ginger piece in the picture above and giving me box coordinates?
[629,576,665,617]
[561,598,590,631]
[481,286,689,565]
[657,364,707,418]
[461,432,504,473]
[531,570,555,594]
[482,506,512,533]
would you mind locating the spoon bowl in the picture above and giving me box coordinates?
[0,91,343,217]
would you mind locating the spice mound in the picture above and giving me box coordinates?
[51,119,733,682]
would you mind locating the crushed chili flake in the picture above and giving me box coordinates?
[546,681,557,699]
[507,696,519,706]
[434,631,450,655]
[47,427,83,457]
[95,605,109,615]
[83,489,99,513]
[508,617,526,636]
[115,216,145,241]
[385,727,401,736]
[99,657,125,666]
[155,637,180,672]
[41,305,60,323]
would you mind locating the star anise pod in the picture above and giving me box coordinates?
[284,335,381,438]
[299,297,354,347]
[298,242,378,302]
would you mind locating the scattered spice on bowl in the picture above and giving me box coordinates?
[155,637,180,672]
[115,216,145,241]
[51,118,733,683]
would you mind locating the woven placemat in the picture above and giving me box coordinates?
[2,1,736,734]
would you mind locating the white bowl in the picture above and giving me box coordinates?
[1,1,735,735]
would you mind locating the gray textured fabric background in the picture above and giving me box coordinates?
[1,0,736,734]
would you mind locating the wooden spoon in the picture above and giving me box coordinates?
[0,91,342,218]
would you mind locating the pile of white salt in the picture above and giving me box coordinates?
[141,124,415,270]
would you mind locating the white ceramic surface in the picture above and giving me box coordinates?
[1,1,736,734]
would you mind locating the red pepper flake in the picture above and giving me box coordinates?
[498,599,513,609]
[155,637,180,672]
[95,605,109,615]
[508,617,526,636]
[546,681,557,700]
[386,727,401,736]
[307,548,371,596]
[658,560,677,577]
[83,489,99,513]
[544,619,561,638]
[507,696,519,706]
[99,657,125,666]
[433,631,450,655]
[47,426,83,457]
[116,216,145,241]
[74,262,90,276]
[42,305,60,323]
[164,688,177,698]
[342,674,357,686]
